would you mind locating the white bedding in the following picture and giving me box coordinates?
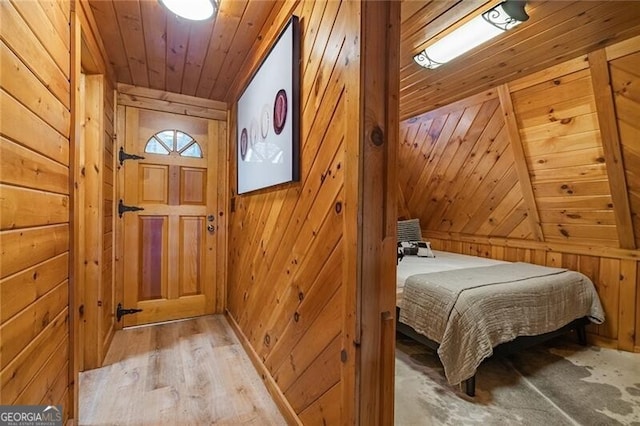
[396,250,507,304]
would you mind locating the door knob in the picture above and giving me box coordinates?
[207,214,215,222]
[207,224,215,233]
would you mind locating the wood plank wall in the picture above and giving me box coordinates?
[227,2,349,422]
[226,1,399,423]
[612,49,640,251]
[398,36,640,353]
[0,0,72,418]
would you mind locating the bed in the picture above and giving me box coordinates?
[396,249,605,396]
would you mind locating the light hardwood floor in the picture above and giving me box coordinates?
[79,315,286,425]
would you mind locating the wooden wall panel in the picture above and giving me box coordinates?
[612,50,640,249]
[399,37,640,352]
[0,2,70,416]
[512,68,618,247]
[227,2,347,421]
[0,1,70,108]
[227,1,399,423]
[399,93,531,239]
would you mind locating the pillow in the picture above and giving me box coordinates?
[397,218,422,243]
[416,241,435,258]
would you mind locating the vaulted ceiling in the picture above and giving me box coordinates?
[400,0,640,120]
[89,1,640,117]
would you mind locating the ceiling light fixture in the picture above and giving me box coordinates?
[160,0,218,21]
[414,0,529,69]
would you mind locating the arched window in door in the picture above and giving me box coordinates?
[144,130,202,158]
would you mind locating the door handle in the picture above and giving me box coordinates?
[207,224,215,233]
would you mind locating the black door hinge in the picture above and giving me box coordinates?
[119,147,145,166]
[118,199,144,218]
[116,303,143,322]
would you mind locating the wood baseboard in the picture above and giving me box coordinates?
[225,311,302,426]
[588,333,619,350]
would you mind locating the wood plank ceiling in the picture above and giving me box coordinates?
[87,0,279,102]
[400,0,640,120]
[90,0,640,115]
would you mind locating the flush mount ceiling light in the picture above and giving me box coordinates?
[414,0,529,69]
[160,0,218,21]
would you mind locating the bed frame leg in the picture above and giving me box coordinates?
[464,376,476,397]
[576,323,587,346]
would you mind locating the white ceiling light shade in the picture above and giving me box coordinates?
[414,1,529,69]
[160,0,218,21]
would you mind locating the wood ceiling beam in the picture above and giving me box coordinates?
[497,84,544,241]
[117,83,227,121]
[606,34,640,61]
[588,49,636,250]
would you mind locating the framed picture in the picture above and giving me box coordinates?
[237,15,300,195]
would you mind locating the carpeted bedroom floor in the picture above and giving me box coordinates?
[395,334,640,425]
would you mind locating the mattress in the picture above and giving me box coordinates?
[396,251,605,385]
[396,250,507,304]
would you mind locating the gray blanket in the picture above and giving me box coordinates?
[398,262,605,385]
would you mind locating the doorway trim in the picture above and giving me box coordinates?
[70,0,119,418]
[113,85,229,329]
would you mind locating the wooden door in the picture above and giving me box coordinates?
[121,108,217,326]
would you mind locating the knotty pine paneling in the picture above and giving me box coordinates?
[511,68,618,247]
[612,50,640,249]
[0,0,71,417]
[227,1,399,423]
[227,2,347,422]
[89,0,279,102]
[399,92,532,240]
[400,37,640,352]
[400,1,640,120]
